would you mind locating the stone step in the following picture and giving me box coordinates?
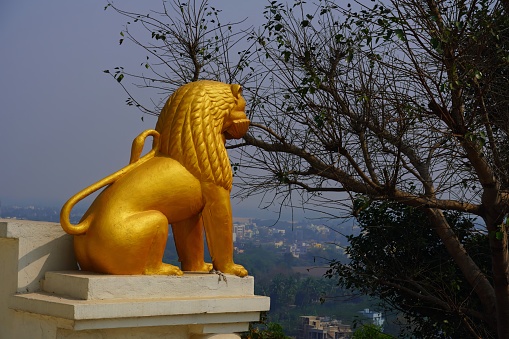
[42,271,254,300]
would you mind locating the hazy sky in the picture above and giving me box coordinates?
[0,0,300,219]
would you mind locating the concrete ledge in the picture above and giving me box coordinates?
[0,219,270,338]
[10,292,268,330]
[42,271,254,300]
[10,273,270,332]
[0,219,77,294]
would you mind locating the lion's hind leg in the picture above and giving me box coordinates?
[121,211,183,276]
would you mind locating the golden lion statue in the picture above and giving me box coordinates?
[60,80,250,276]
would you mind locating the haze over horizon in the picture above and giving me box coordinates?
[0,0,326,221]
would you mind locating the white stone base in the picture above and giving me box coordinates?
[0,219,270,339]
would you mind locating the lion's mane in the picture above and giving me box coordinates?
[155,80,238,191]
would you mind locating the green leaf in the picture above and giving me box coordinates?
[394,28,406,41]
[430,37,441,50]
[116,74,124,83]
[282,50,291,62]
[496,231,503,240]
[346,51,354,63]
[119,39,124,45]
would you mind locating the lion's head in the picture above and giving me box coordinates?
[155,80,250,191]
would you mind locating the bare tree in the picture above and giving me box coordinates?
[104,0,257,115]
[106,0,509,336]
[235,0,509,336]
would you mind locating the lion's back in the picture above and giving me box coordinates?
[90,157,203,220]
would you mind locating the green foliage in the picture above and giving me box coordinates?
[255,271,373,336]
[353,324,392,339]
[242,318,290,339]
[235,243,371,336]
[236,244,288,279]
[327,200,493,338]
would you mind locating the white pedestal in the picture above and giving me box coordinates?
[0,219,270,339]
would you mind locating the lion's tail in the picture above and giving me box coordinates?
[60,130,160,235]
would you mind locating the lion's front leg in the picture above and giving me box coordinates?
[201,182,248,277]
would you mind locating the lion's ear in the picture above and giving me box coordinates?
[231,84,242,98]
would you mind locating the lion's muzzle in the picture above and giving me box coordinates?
[224,119,250,139]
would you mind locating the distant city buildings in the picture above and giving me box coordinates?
[290,242,308,258]
[359,308,385,329]
[298,316,352,339]
[233,223,247,243]
[230,220,346,262]
[298,311,385,338]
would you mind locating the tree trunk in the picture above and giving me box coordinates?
[484,211,509,339]
[425,208,497,331]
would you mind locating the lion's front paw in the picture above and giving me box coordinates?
[181,262,213,272]
[219,263,248,277]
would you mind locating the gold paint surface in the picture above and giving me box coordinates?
[60,81,250,276]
